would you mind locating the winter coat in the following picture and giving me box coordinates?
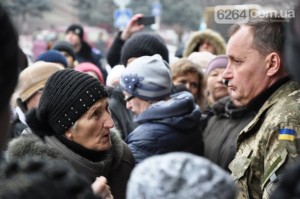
[6,128,135,199]
[183,29,226,57]
[203,96,256,171]
[126,91,204,164]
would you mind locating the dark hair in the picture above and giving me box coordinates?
[0,158,101,199]
[228,15,286,56]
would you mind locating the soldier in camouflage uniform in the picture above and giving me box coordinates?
[222,16,300,199]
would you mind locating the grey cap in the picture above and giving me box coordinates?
[120,54,172,101]
[127,152,237,199]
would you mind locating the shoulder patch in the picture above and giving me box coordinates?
[278,128,296,141]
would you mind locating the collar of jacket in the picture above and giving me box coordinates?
[212,96,250,119]
[56,134,110,162]
[247,76,291,112]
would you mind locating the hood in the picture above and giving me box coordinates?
[135,91,201,130]
[183,29,226,57]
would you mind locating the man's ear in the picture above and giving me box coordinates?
[266,52,281,76]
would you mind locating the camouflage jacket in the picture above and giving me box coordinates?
[229,80,300,199]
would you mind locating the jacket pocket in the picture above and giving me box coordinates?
[229,145,252,180]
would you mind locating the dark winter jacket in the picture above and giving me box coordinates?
[6,128,135,199]
[126,91,204,164]
[203,96,256,171]
[107,84,188,140]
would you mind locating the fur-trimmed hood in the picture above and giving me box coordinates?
[6,127,129,174]
[6,127,134,199]
[183,29,226,57]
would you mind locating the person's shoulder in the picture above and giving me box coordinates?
[6,132,43,160]
[275,80,300,100]
[110,128,135,167]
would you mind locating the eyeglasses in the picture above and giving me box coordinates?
[124,95,135,102]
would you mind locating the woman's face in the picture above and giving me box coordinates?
[198,41,216,54]
[65,98,114,151]
[124,91,150,115]
[206,68,228,105]
[173,72,200,98]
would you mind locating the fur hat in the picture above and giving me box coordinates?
[0,5,19,113]
[75,62,105,85]
[120,32,169,65]
[51,40,76,60]
[206,55,228,74]
[12,61,64,107]
[66,24,84,40]
[120,54,172,101]
[127,152,237,199]
[26,69,108,138]
[35,50,68,68]
[183,29,226,57]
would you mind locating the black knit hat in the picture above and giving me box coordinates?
[52,40,76,60]
[121,32,169,66]
[26,69,108,138]
[0,5,19,113]
[66,24,84,40]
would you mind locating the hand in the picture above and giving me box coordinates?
[91,176,114,199]
[121,13,145,40]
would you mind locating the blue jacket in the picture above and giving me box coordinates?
[126,91,204,164]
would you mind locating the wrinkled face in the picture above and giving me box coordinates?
[206,68,228,105]
[124,91,150,115]
[65,32,81,49]
[65,98,114,151]
[222,26,269,105]
[173,72,199,98]
[198,41,216,54]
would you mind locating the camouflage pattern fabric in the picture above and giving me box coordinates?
[229,80,300,199]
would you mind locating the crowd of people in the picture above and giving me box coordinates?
[1,1,300,199]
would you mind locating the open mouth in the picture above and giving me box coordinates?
[100,133,110,143]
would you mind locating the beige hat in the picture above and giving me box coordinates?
[12,61,64,106]
[187,51,217,73]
